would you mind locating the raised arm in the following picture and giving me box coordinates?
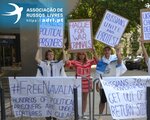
[115,46,122,65]
[92,47,99,62]
[140,37,148,62]
[62,46,68,62]
[35,48,42,64]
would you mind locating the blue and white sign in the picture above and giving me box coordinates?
[9,77,82,119]
[0,0,67,29]
[95,10,128,47]
[141,10,150,41]
[100,76,150,119]
[39,17,64,48]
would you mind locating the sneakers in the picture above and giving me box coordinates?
[82,116,89,119]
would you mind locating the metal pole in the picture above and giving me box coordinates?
[88,78,92,120]
[147,87,150,120]
[92,80,95,120]
[74,87,78,120]
[1,87,6,120]
[92,78,99,120]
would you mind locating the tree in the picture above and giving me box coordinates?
[130,26,140,57]
[65,0,150,57]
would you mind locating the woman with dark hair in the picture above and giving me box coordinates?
[66,50,98,117]
[35,48,66,120]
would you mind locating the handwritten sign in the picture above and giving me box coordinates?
[95,10,129,47]
[39,18,64,48]
[68,19,93,51]
[100,76,150,119]
[9,77,82,119]
[141,9,150,41]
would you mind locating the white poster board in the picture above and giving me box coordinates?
[9,77,82,119]
[95,10,129,47]
[68,19,93,52]
[100,76,150,119]
[141,9,150,42]
[39,18,64,48]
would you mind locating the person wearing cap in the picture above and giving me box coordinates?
[35,48,66,120]
[96,45,127,118]
[66,49,98,118]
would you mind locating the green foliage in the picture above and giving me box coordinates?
[145,44,150,56]
[121,36,128,57]
[130,27,140,57]
[65,0,150,57]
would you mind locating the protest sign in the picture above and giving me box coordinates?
[39,17,64,48]
[140,9,150,42]
[100,76,150,119]
[68,19,93,52]
[95,10,129,47]
[9,77,82,119]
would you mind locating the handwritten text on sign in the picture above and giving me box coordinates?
[141,11,150,40]
[100,76,150,119]
[95,10,128,47]
[9,77,82,119]
[39,18,64,48]
[69,20,92,50]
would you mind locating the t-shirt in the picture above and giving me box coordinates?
[36,60,66,77]
[96,55,127,77]
[96,55,127,88]
[67,59,97,80]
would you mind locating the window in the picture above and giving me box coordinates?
[0,34,21,67]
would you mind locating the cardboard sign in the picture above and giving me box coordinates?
[68,19,93,51]
[141,9,150,42]
[39,18,64,48]
[95,10,129,47]
[9,77,82,119]
[100,76,150,119]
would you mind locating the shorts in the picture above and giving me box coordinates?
[100,89,107,103]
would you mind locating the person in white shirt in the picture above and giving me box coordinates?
[140,37,150,75]
[96,46,127,118]
[35,48,66,120]
[36,48,66,77]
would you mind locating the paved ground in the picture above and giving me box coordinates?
[0,70,149,120]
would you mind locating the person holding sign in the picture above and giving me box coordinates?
[96,46,127,117]
[140,37,150,75]
[35,48,66,77]
[35,48,66,120]
[66,49,98,117]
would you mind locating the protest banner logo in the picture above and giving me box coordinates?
[2,3,23,24]
[95,10,129,47]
